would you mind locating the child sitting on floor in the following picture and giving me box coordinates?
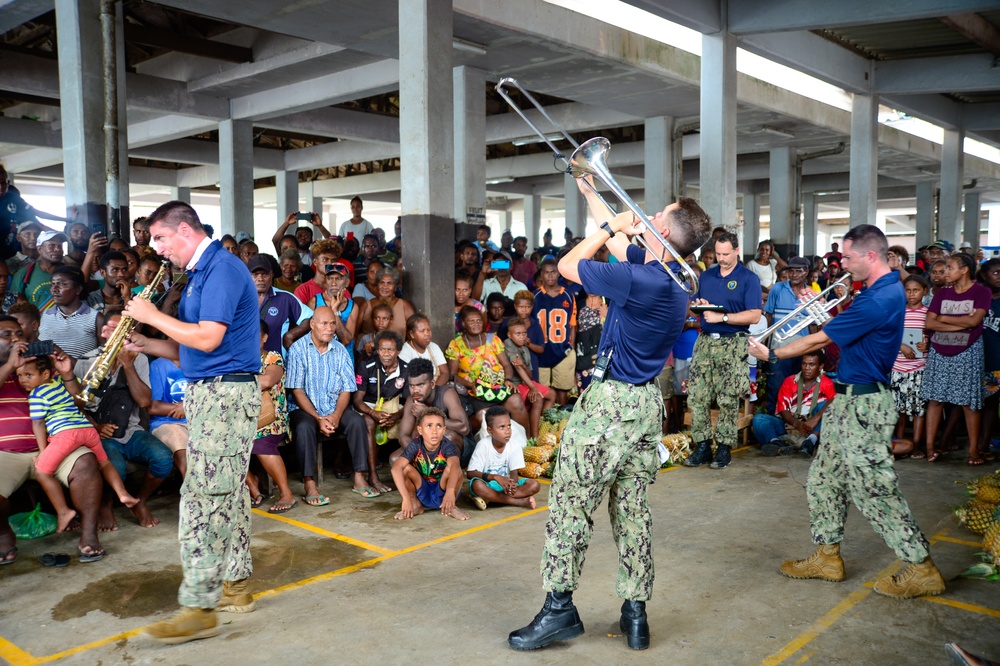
[466,406,540,511]
[18,355,138,532]
[504,317,556,438]
[391,407,469,521]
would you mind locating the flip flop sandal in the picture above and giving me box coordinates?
[268,500,298,514]
[910,451,926,459]
[927,451,943,463]
[302,495,330,506]
[0,547,17,566]
[39,552,71,567]
[351,487,380,498]
[250,494,265,508]
[78,547,106,563]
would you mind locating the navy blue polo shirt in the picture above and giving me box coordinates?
[179,240,260,381]
[696,263,762,335]
[823,271,904,385]
[577,245,688,384]
[259,287,303,355]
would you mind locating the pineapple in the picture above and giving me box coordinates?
[955,501,999,535]
[538,420,554,440]
[982,521,1000,567]
[971,484,1000,506]
[519,462,545,479]
[523,446,555,463]
[537,433,558,448]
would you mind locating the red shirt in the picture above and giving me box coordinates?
[0,375,38,453]
[775,373,836,417]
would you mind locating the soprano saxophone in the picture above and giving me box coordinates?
[76,260,170,403]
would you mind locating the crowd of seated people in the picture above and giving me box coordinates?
[2,197,998,567]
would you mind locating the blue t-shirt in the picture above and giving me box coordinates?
[149,357,188,429]
[823,272,904,385]
[764,281,810,342]
[533,287,577,367]
[577,245,687,384]
[259,287,304,355]
[695,263,762,335]
[178,240,260,381]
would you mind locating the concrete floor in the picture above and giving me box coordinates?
[1,447,998,665]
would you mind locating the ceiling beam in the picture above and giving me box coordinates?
[187,41,347,92]
[256,107,400,144]
[737,31,871,94]
[875,53,1000,94]
[124,24,253,64]
[727,0,1000,34]
[939,13,1000,58]
[619,0,721,33]
[0,117,58,148]
[129,139,285,171]
[0,0,53,34]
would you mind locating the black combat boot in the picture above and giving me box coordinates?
[710,443,732,469]
[619,600,650,650]
[683,440,713,467]
[508,592,585,650]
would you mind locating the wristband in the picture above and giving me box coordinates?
[768,349,778,365]
[600,222,615,239]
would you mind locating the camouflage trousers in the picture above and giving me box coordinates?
[177,379,261,609]
[688,334,749,445]
[541,379,662,600]
[807,386,930,563]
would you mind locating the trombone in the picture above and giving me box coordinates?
[752,274,854,345]
[495,77,700,295]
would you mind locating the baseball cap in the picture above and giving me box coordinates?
[929,240,953,253]
[246,255,272,274]
[235,231,252,243]
[16,220,43,234]
[959,241,973,249]
[324,263,349,276]
[36,230,67,246]
[787,256,810,269]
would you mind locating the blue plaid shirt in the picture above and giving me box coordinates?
[286,334,356,415]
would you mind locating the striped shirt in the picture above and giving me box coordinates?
[286,334,357,416]
[893,304,929,373]
[28,379,91,436]
[0,375,36,453]
[38,303,100,360]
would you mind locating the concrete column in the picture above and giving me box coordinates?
[802,192,818,257]
[454,65,486,226]
[523,194,542,250]
[564,173,586,238]
[55,0,105,229]
[645,116,674,214]
[699,31,738,232]
[939,129,965,246]
[849,93,878,227]
[769,146,797,256]
[303,181,323,224]
[964,191,981,249]
[399,0,455,348]
[915,181,935,247]
[742,192,761,261]
[988,205,1000,247]
[114,2,130,240]
[276,171,300,223]
[218,119,254,238]
[497,210,512,236]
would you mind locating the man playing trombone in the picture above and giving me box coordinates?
[748,224,945,599]
[508,177,711,651]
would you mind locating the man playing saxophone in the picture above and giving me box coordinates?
[121,201,261,644]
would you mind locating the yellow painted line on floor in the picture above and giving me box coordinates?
[251,508,396,556]
[919,596,1000,619]
[28,628,147,665]
[794,649,816,664]
[932,535,983,548]
[393,505,549,556]
[0,635,36,666]
[255,555,391,598]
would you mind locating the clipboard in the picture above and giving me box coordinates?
[902,327,924,358]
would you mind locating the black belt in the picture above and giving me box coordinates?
[194,373,257,384]
[833,382,885,395]
[610,374,654,387]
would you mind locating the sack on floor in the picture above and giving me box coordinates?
[9,503,57,539]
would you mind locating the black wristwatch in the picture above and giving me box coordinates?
[722,314,729,323]
[600,222,615,239]
[768,349,778,364]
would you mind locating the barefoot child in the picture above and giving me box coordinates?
[18,355,138,532]
[467,406,540,510]
[391,407,469,521]
[504,318,556,438]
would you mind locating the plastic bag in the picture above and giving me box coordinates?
[8,503,57,539]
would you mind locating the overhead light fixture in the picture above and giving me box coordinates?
[452,38,487,55]
[511,133,563,147]
[486,177,515,185]
[741,125,796,140]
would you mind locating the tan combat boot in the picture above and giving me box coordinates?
[146,607,219,644]
[873,557,946,599]
[218,578,257,613]
[780,544,846,582]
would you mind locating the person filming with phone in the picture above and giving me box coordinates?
[474,250,526,303]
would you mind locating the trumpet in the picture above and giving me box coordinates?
[753,274,853,345]
[76,260,170,403]
[495,77,699,295]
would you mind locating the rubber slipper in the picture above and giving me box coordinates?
[268,500,298,514]
[910,451,926,459]
[250,494,265,508]
[927,451,942,463]
[302,494,330,507]
[78,546,106,563]
[39,552,71,567]
[351,487,380,498]
[0,547,17,566]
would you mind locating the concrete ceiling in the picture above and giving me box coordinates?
[0,0,998,219]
